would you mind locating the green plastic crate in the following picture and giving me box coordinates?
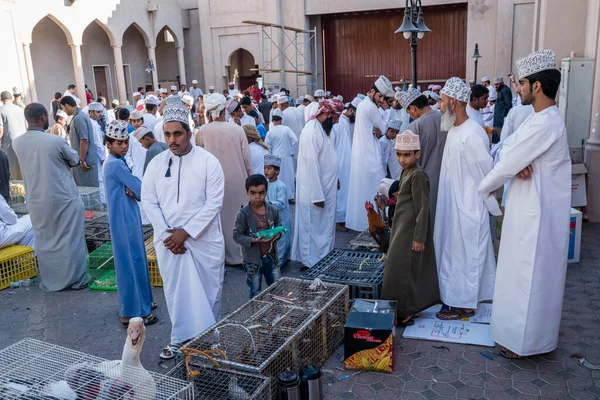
[89,269,117,291]
[86,242,114,280]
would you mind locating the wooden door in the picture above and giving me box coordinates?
[322,4,468,100]
[93,66,109,99]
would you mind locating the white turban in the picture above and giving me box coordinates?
[204,93,227,119]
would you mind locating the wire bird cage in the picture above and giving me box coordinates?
[183,278,349,398]
[0,338,193,399]
[167,354,270,400]
[301,249,385,299]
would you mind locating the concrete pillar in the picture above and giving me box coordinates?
[22,43,38,103]
[147,46,159,90]
[112,45,128,105]
[177,46,186,85]
[70,44,87,104]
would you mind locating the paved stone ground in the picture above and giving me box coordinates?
[0,206,598,399]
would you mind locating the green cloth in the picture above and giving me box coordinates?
[381,164,439,319]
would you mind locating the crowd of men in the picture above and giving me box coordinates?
[0,48,571,362]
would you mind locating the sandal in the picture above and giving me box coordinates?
[500,348,523,359]
[151,302,158,310]
[143,314,159,326]
[160,343,183,360]
[120,314,159,328]
[436,308,462,320]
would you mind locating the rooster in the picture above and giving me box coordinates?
[365,201,391,261]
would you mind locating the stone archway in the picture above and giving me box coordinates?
[81,20,115,103]
[123,24,152,102]
[155,26,179,89]
[228,48,258,92]
[30,16,75,105]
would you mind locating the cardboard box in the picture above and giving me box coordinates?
[571,164,588,207]
[343,300,396,373]
[569,208,582,263]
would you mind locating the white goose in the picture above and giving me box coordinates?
[95,317,157,400]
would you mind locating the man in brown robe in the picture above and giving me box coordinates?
[381,130,439,326]
[196,93,252,265]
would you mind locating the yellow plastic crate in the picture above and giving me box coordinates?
[145,236,163,287]
[0,246,37,290]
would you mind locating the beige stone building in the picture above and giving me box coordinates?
[2,0,600,219]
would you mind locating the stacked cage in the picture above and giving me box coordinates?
[301,249,385,299]
[181,278,348,398]
[0,338,193,399]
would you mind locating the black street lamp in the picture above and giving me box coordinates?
[395,0,431,89]
[472,43,481,84]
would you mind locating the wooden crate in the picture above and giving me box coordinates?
[145,236,163,287]
[0,246,37,290]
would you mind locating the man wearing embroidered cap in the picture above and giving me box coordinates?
[402,89,447,222]
[265,108,298,201]
[346,76,391,231]
[305,89,325,122]
[196,93,253,267]
[103,120,157,327]
[170,85,178,96]
[478,49,570,359]
[292,99,340,269]
[434,77,501,321]
[379,119,403,180]
[381,129,439,326]
[133,124,167,174]
[142,95,226,359]
[331,100,357,229]
[143,95,160,131]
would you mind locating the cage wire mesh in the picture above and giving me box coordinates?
[167,355,270,400]
[0,338,193,399]
[301,249,385,299]
[183,277,349,399]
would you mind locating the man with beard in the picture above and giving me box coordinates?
[478,49,570,359]
[400,88,446,224]
[292,99,341,269]
[142,96,225,358]
[13,103,89,291]
[493,76,513,133]
[346,76,391,232]
[331,98,358,231]
[434,77,501,321]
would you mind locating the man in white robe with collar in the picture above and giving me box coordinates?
[87,102,107,204]
[345,76,391,231]
[434,77,501,321]
[292,99,341,269]
[478,50,570,359]
[331,98,358,230]
[142,96,225,359]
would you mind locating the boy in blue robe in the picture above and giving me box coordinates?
[103,120,157,327]
[264,154,291,265]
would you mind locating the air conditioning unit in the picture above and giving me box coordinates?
[558,57,594,154]
[147,2,159,12]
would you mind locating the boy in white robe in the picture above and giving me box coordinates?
[433,77,502,320]
[142,96,225,359]
[478,50,570,359]
[265,109,298,200]
[379,119,403,179]
[264,154,291,265]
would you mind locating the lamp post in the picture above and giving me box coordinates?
[472,43,481,84]
[395,0,431,89]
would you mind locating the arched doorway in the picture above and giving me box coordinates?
[81,20,115,103]
[155,26,178,90]
[30,16,74,105]
[228,48,259,92]
[123,24,151,103]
